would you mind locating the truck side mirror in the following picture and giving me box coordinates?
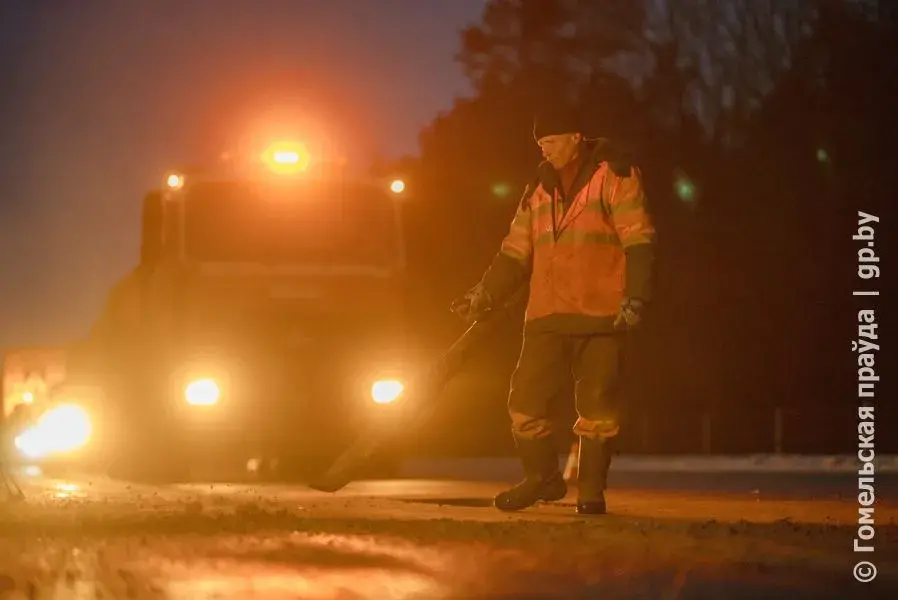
[140,192,164,267]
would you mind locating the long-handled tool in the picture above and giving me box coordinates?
[307,290,524,493]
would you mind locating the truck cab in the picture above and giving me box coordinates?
[63,142,415,480]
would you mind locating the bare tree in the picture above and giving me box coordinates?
[457,0,821,147]
[456,0,590,105]
[634,0,819,145]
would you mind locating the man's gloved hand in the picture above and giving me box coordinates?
[450,283,493,324]
[613,297,644,330]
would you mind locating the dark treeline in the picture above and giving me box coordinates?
[384,1,897,456]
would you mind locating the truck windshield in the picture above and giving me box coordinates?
[183,180,401,267]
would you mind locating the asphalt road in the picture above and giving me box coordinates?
[1,471,897,599]
[400,459,898,501]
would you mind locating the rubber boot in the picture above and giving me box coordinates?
[494,435,567,511]
[576,436,614,515]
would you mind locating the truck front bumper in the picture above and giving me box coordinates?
[7,347,412,480]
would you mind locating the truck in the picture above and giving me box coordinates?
[9,140,415,481]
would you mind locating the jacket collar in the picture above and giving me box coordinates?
[520,138,632,213]
[537,138,620,201]
[540,139,622,233]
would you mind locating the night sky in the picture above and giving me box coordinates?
[0,0,483,349]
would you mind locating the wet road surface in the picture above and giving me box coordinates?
[1,472,897,599]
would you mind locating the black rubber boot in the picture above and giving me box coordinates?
[494,436,567,512]
[576,436,614,515]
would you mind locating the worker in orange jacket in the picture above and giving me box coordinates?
[454,105,656,514]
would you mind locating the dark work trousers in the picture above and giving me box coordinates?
[507,330,626,441]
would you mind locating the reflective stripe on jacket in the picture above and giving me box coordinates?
[489,140,655,330]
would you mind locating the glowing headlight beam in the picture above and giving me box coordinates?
[371,379,404,404]
[185,378,220,406]
[14,404,92,459]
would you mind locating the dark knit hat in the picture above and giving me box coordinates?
[533,104,582,140]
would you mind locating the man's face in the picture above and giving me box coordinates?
[537,133,582,169]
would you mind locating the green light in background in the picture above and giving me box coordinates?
[492,182,512,197]
[674,176,696,202]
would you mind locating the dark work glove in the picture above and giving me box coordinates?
[613,297,644,330]
[450,283,493,324]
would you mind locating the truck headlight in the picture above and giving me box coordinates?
[371,379,403,404]
[14,403,92,459]
[185,378,220,406]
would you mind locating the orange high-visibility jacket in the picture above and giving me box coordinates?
[481,139,656,333]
